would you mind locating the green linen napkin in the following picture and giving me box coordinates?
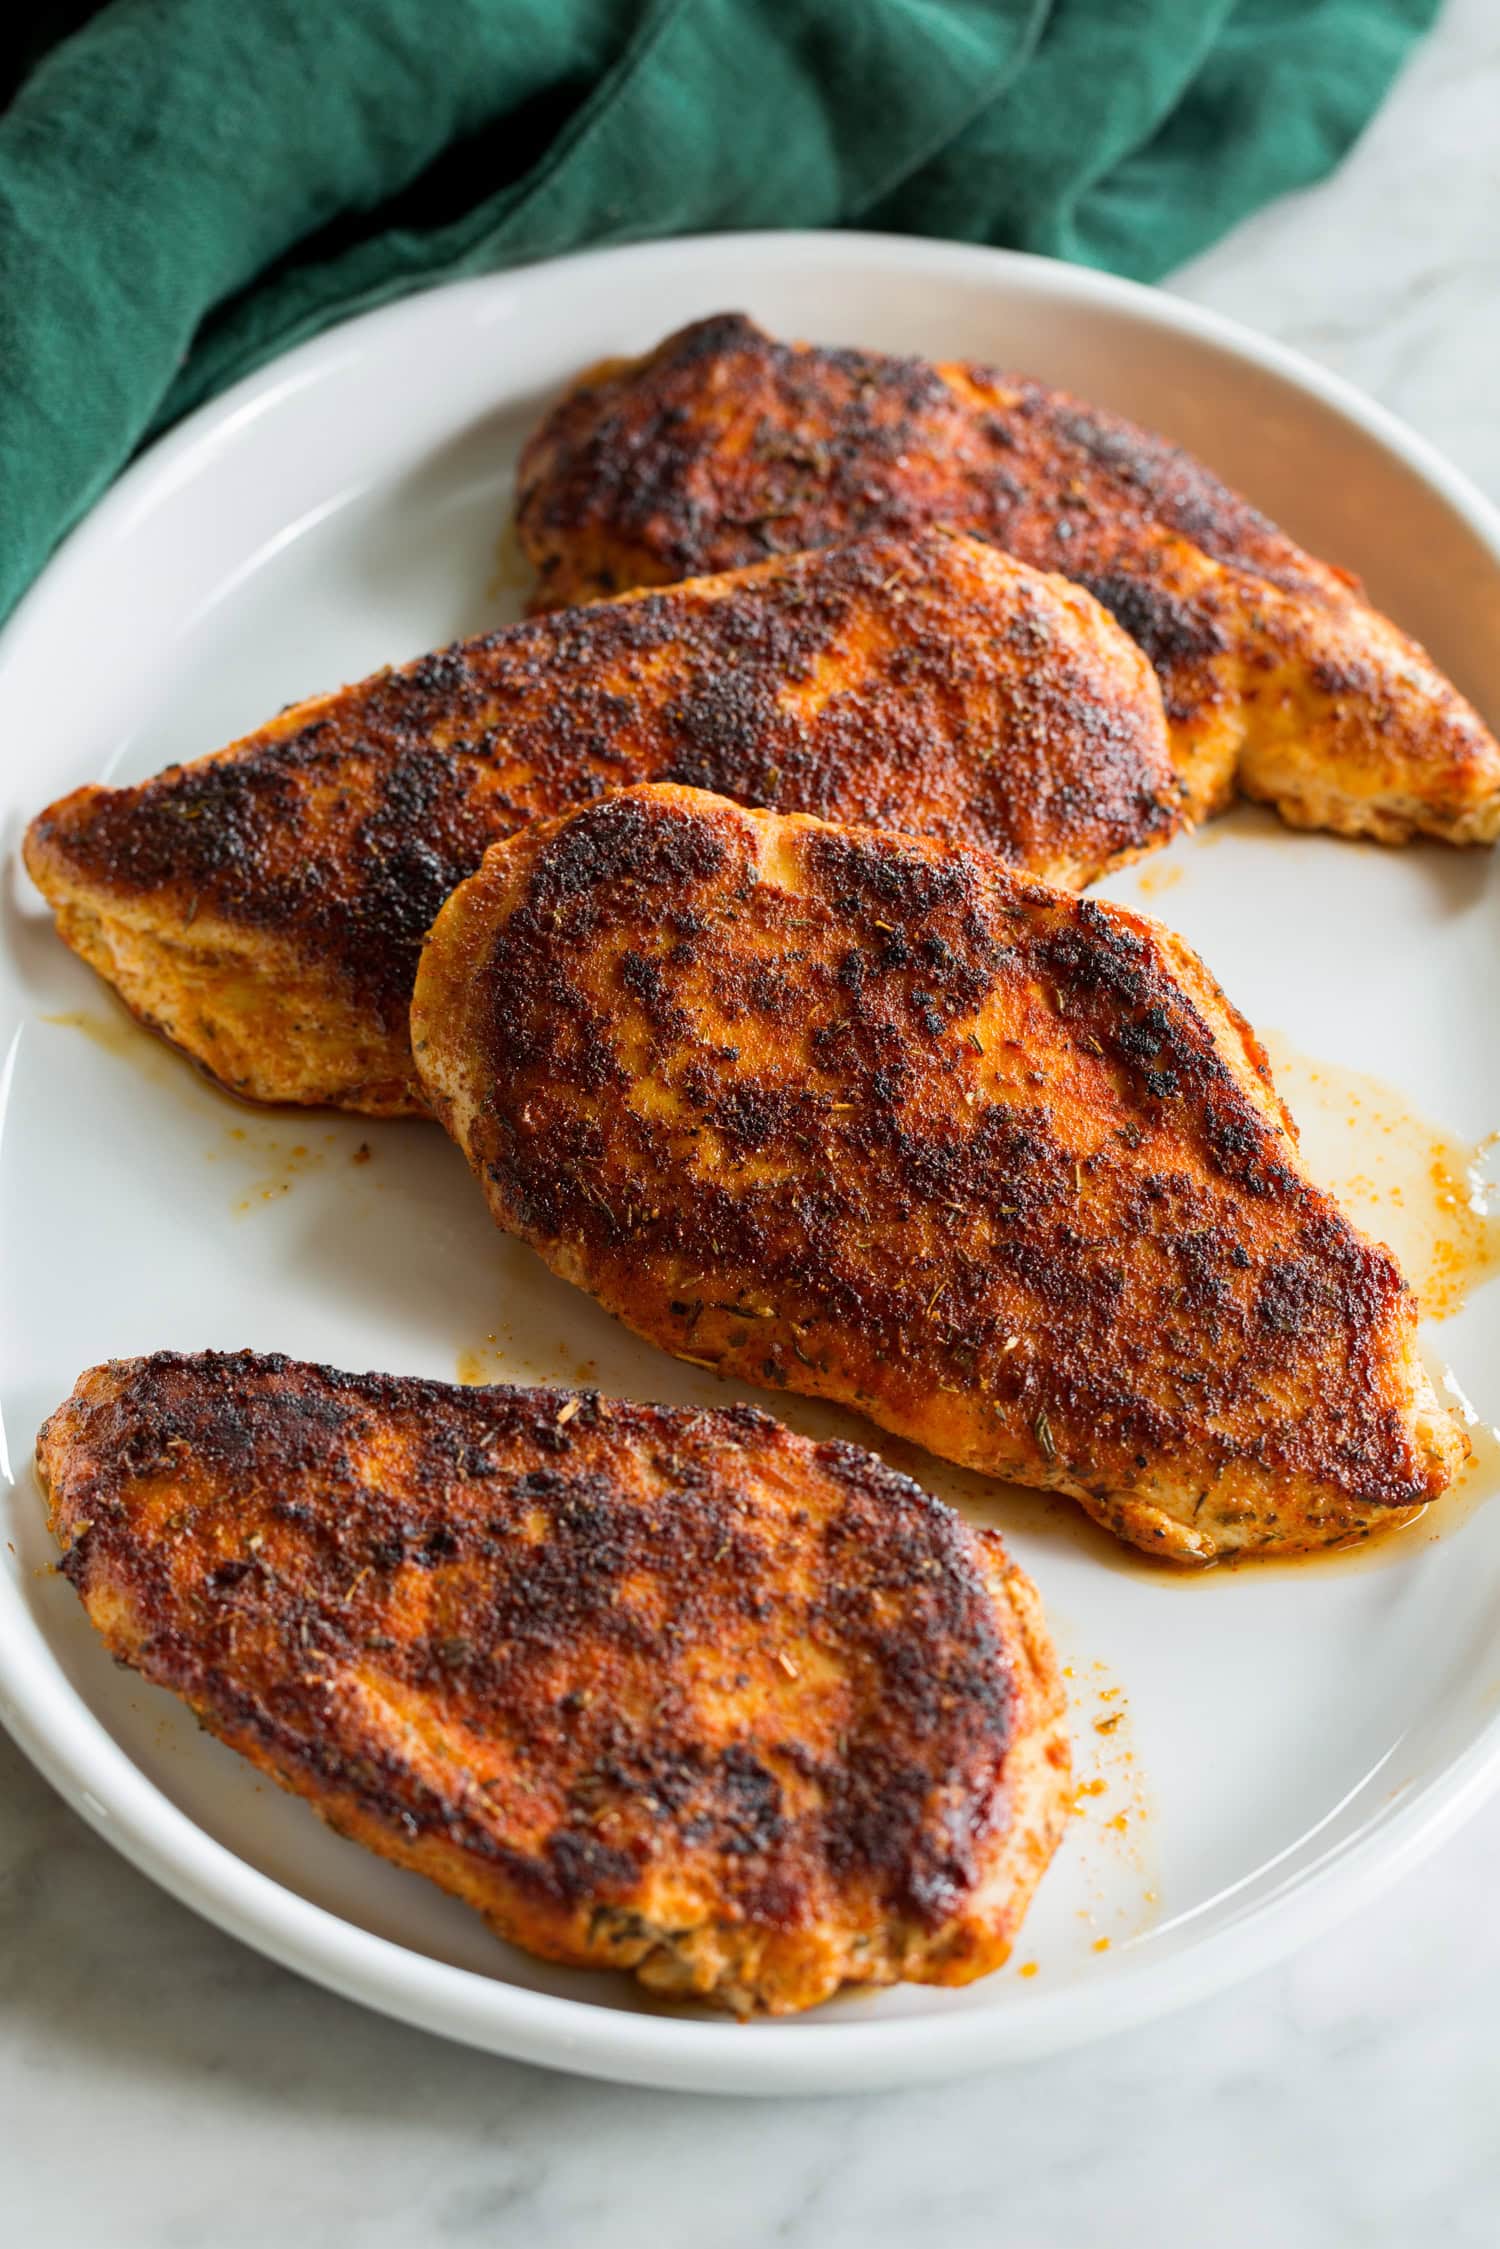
[0,0,1439,625]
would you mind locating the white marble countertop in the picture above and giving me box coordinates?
[5,2,1500,2239]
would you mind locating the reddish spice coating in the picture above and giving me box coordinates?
[38,1350,1069,2015]
[413,784,1465,1563]
[516,315,1500,845]
[519,312,1316,603]
[24,531,1176,1115]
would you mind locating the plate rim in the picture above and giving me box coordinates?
[4,1615,1500,2096]
[4,228,1500,2096]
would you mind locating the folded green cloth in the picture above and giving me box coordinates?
[0,0,1438,626]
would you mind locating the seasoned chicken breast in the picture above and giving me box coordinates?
[23,532,1177,1116]
[517,314,1500,845]
[38,1350,1069,2016]
[413,785,1464,1564]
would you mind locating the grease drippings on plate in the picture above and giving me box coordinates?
[1188,1025,1500,1574]
[1261,1029,1500,1322]
[1202,1410,1500,1584]
[1131,858,1186,900]
[40,1005,170,1077]
[1061,1655,1158,1958]
[213,1124,332,1215]
[456,1329,601,1392]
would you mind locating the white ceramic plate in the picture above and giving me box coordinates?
[3,234,1500,2099]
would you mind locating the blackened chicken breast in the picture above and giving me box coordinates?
[517,314,1500,846]
[414,784,1464,1563]
[24,532,1175,1114]
[39,1350,1069,2016]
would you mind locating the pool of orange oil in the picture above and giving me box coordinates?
[1260,1029,1500,1323]
[1190,1029,1500,1581]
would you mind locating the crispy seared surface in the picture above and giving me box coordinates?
[39,1351,1068,2016]
[517,315,1500,845]
[23,532,1176,1116]
[414,785,1465,1564]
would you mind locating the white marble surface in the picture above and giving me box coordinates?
[5,1,1500,2239]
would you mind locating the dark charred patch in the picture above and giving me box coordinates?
[1075,573,1228,672]
[523,791,731,911]
[808,829,975,924]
